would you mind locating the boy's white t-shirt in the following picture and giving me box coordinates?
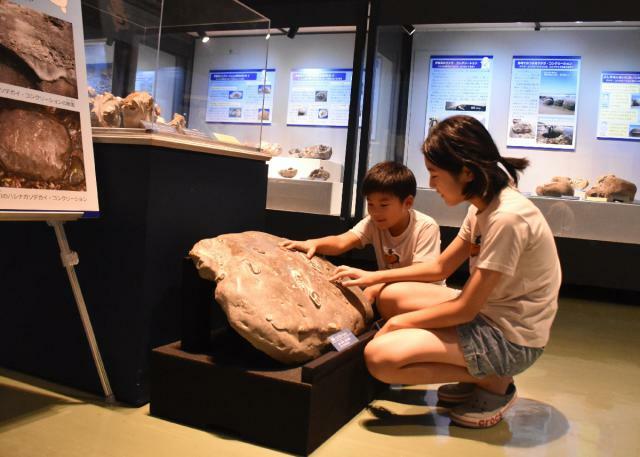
[458,186,561,348]
[349,209,441,272]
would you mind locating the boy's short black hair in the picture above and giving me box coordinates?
[362,161,417,201]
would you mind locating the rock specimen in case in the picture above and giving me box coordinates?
[168,113,186,134]
[90,92,123,128]
[258,141,282,157]
[121,91,156,128]
[536,176,589,197]
[278,167,297,178]
[308,167,330,181]
[586,175,637,203]
[288,144,332,160]
[189,231,374,364]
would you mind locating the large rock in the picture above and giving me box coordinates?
[190,231,374,364]
[586,175,637,203]
[0,108,70,181]
[288,144,332,160]
[536,176,589,197]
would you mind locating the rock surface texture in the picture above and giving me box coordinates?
[288,144,333,160]
[586,175,637,203]
[0,1,77,97]
[190,231,374,364]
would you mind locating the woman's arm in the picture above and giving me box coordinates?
[330,235,471,287]
[375,267,503,337]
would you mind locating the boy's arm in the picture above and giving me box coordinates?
[375,267,503,336]
[331,235,470,286]
[280,231,361,259]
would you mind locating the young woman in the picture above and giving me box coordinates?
[331,115,561,428]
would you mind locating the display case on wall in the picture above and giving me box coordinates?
[81,0,271,158]
[364,21,640,244]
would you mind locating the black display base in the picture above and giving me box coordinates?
[150,328,381,456]
[150,258,383,455]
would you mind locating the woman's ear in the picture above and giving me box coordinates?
[461,166,474,183]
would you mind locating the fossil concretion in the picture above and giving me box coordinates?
[0,1,77,97]
[278,167,297,178]
[536,176,588,197]
[308,167,330,181]
[0,108,70,181]
[90,92,122,128]
[190,231,374,364]
[168,113,186,134]
[586,175,637,203]
[288,144,332,160]
[121,91,156,128]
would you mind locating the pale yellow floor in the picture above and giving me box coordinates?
[1,296,640,457]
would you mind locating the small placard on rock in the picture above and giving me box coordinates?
[328,330,358,352]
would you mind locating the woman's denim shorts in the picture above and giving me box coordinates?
[456,314,544,378]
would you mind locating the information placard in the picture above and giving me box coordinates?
[507,56,581,150]
[425,55,493,136]
[206,69,275,124]
[286,68,352,127]
[597,71,640,141]
[0,0,99,213]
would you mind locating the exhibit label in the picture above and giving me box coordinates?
[0,0,99,213]
[286,68,352,127]
[425,55,494,136]
[506,56,581,150]
[206,69,275,124]
[597,71,640,141]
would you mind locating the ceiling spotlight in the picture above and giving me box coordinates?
[197,31,210,43]
[402,24,415,36]
[286,26,299,39]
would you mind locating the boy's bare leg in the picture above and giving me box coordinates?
[376,282,460,320]
[364,327,513,394]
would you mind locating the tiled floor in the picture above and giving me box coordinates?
[1,295,639,456]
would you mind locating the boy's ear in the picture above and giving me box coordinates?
[403,195,415,208]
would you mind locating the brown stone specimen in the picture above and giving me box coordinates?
[278,167,297,178]
[189,231,374,364]
[586,175,637,203]
[288,144,333,160]
[121,91,156,128]
[536,177,589,197]
[90,92,123,128]
[0,108,70,181]
[308,167,330,181]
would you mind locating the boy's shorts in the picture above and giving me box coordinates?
[456,314,543,378]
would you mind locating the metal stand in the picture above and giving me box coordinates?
[48,220,115,404]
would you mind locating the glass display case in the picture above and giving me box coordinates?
[365,21,640,244]
[81,0,271,158]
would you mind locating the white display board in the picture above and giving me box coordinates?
[506,56,581,150]
[0,0,99,213]
[206,69,275,124]
[425,55,493,136]
[597,71,640,141]
[286,68,352,127]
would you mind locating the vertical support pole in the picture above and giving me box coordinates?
[48,220,115,404]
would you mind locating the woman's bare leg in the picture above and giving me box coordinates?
[376,282,460,320]
[364,327,512,394]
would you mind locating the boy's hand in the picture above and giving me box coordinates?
[279,239,317,259]
[330,266,380,287]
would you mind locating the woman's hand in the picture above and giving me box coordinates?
[374,315,407,338]
[329,266,381,287]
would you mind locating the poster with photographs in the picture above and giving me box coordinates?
[205,69,275,124]
[507,56,581,150]
[425,55,493,137]
[597,71,640,141]
[0,0,99,213]
[286,68,352,127]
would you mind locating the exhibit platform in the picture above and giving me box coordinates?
[151,328,381,456]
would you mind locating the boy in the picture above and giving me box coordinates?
[281,161,443,309]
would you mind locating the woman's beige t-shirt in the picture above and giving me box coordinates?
[458,187,561,348]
